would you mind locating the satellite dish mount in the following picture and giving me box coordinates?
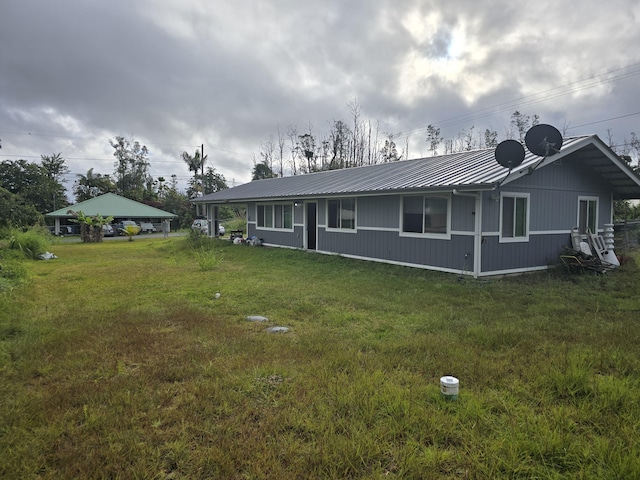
[493,124,563,187]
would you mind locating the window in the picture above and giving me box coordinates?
[327,198,356,230]
[402,195,449,235]
[500,193,529,241]
[257,203,293,229]
[578,197,598,233]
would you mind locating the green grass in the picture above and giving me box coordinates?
[1,237,639,479]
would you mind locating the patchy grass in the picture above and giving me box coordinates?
[1,238,639,479]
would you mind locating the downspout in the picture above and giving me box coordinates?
[452,189,482,278]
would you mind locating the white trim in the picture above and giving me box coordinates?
[499,192,530,243]
[485,229,574,237]
[450,230,475,237]
[577,196,599,233]
[256,202,295,231]
[477,265,550,277]
[260,243,553,277]
[474,194,482,278]
[326,197,358,233]
[315,250,467,275]
[357,226,399,232]
[530,230,571,236]
[399,193,452,240]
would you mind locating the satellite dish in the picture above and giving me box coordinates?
[525,124,563,157]
[494,139,525,169]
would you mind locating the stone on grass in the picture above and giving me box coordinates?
[246,315,269,322]
[265,326,289,333]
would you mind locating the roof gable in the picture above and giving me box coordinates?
[195,135,640,203]
[46,193,177,218]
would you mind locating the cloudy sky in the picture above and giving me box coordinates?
[2,0,640,198]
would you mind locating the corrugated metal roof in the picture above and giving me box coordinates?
[195,135,640,203]
[46,193,177,218]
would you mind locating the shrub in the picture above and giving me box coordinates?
[194,247,224,271]
[223,216,246,233]
[1,226,50,260]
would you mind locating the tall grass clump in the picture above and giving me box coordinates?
[223,216,246,234]
[0,226,51,260]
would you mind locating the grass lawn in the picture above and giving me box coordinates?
[1,235,639,479]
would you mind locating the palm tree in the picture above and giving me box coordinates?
[181,150,207,198]
[74,168,115,201]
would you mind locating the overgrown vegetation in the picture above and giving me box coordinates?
[0,226,51,260]
[1,238,639,478]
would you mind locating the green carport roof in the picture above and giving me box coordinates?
[46,193,177,218]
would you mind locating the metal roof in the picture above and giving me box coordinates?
[195,135,640,203]
[46,193,177,218]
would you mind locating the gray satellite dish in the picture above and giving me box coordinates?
[494,139,525,169]
[525,124,563,157]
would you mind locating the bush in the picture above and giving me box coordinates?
[0,226,51,260]
[223,216,246,234]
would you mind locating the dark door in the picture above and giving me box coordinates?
[306,202,317,250]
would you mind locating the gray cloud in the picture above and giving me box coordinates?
[2,0,639,194]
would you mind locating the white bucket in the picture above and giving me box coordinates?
[440,376,459,400]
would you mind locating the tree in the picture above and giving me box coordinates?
[286,125,300,175]
[380,133,402,162]
[160,187,193,229]
[110,136,152,202]
[0,187,43,227]
[327,120,350,170]
[252,161,277,180]
[297,133,317,173]
[73,168,116,202]
[181,149,206,199]
[275,126,287,177]
[67,210,113,243]
[202,166,227,193]
[258,137,275,176]
[426,125,443,156]
[0,159,67,214]
[510,111,539,142]
[484,129,499,148]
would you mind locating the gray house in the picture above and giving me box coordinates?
[194,135,640,277]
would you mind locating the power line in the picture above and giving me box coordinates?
[400,61,640,139]
[569,111,640,130]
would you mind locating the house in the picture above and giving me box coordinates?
[46,193,177,235]
[193,135,640,277]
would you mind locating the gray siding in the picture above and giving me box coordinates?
[481,233,569,272]
[479,154,615,274]
[318,228,475,273]
[451,195,476,232]
[246,152,617,276]
[483,156,613,234]
[248,224,304,248]
[357,196,399,229]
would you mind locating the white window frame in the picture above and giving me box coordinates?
[577,196,599,234]
[499,192,530,243]
[326,198,357,232]
[256,203,294,231]
[399,194,451,239]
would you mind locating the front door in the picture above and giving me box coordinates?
[306,202,317,250]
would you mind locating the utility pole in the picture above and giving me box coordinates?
[201,143,205,195]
